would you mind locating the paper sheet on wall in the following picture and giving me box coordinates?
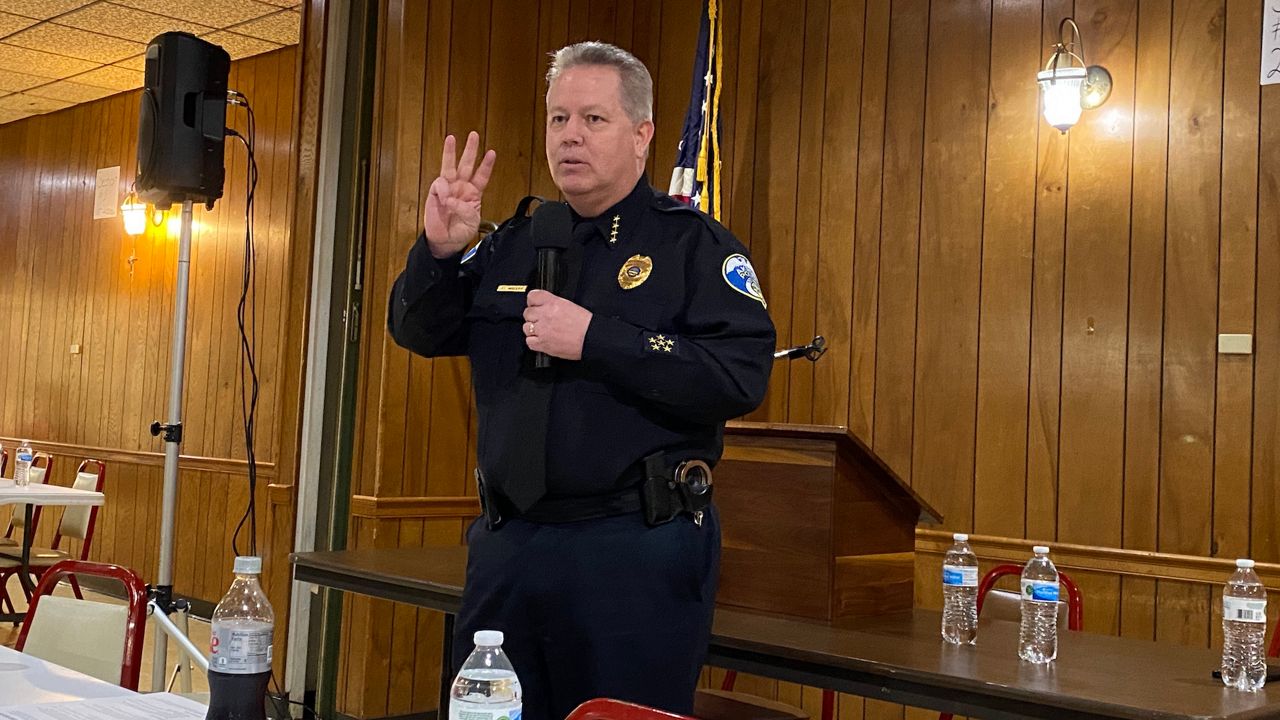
[93,166,120,220]
[1264,1,1280,85]
[0,692,207,720]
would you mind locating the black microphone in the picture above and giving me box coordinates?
[530,201,574,368]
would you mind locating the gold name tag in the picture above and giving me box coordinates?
[496,284,528,293]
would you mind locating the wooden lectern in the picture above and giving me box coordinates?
[714,422,942,622]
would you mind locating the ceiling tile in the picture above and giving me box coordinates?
[54,3,212,43]
[0,42,97,77]
[0,67,48,92]
[201,30,278,60]
[26,78,116,103]
[0,107,31,125]
[5,23,145,63]
[112,53,144,71]
[231,8,297,45]
[0,0,95,21]
[0,10,34,36]
[0,91,72,114]
[111,0,278,28]
[76,63,142,90]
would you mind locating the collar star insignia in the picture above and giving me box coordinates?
[610,214,620,245]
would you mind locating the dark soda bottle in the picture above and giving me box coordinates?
[207,556,274,720]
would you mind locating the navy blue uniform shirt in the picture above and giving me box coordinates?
[388,179,775,505]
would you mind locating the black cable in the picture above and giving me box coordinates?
[267,671,310,720]
[226,90,260,559]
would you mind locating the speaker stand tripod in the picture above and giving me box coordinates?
[147,200,212,693]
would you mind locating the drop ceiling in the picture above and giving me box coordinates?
[0,0,301,125]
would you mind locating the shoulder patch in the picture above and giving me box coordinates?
[723,254,767,308]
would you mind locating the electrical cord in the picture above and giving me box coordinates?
[225,88,260,559]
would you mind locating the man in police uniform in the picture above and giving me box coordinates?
[389,42,774,720]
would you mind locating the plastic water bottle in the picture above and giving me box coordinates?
[13,441,33,487]
[1018,545,1059,664]
[450,631,522,720]
[941,533,979,644]
[1222,558,1267,691]
[207,556,273,720]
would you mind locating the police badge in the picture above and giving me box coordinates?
[618,255,653,290]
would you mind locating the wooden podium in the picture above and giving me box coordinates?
[714,422,942,622]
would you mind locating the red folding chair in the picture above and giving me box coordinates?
[566,699,697,720]
[938,564,1083,720]
[0,458,104,614]
[15,560,147,690]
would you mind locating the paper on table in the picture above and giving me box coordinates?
[0,693,206,720]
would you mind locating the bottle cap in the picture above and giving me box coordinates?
[1237,559,1255,569]
[1032,545,1050,555]
[474,630,504,647]
[953,533,968,542]
[233,556,262,574]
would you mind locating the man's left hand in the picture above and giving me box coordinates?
[523,289,592,360]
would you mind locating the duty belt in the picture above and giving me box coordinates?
[476,451,713,530]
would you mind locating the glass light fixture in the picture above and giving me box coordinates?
[121,189,147,236]
[1038,18,1112,133]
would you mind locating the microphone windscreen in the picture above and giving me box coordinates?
[531,201,574,250]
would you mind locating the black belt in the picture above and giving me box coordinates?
[521,486,645,524]
[477,452,713,529]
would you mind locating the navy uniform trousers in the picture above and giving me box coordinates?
[451,506,721,720]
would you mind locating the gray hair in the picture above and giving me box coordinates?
[546,41,653,124]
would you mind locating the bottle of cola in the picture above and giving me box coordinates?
[206,556,273,720]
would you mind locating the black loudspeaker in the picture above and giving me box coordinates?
[136,32,231,208]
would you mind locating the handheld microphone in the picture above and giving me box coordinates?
[530,201,574,368]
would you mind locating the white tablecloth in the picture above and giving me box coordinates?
[0,480,104,508]
[0,644,132,706]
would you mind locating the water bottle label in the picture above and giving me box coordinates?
[449,705,522,720]
[942,565,978,587]
[17,453,32,462]
[1022,580,1059,603]
[210,623,273,673]
[1223,596,1267,624]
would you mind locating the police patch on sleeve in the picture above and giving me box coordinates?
[460,237,484,264]
[722,254,767,308]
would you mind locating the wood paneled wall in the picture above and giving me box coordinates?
[346,0,1279,717]
[0,47,303,666]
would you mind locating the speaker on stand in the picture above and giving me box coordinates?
[134,31,231,693]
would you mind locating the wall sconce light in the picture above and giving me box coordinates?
[121,188,147,236]
[1037,18,1112,133]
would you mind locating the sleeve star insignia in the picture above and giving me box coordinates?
[644,333,677,354]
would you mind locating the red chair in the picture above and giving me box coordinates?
[0,459,104,613]
[937,564,1083,720]
[15,560,147,690]
[974,564,1083,630]
[566,699,697,720]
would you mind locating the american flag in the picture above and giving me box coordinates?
[668,0,723,220]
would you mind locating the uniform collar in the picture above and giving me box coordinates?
[571,178,653,250]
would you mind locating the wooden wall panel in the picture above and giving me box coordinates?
[0,46,302,671]
[349,0,1280,716]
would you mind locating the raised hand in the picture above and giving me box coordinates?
[423,131,497,259]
